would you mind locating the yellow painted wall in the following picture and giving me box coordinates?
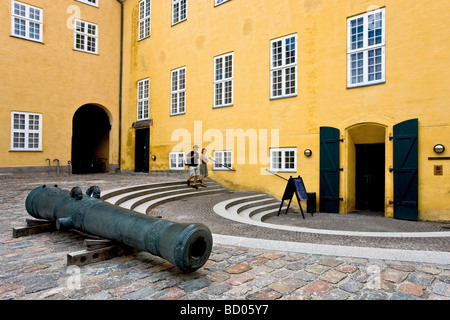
[0,0,120,170]
[122,0,450,221]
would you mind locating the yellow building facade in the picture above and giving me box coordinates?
[1,0,449,222]
[0,0,121,174]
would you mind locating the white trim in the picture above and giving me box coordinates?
[170,66,186,116]
[138,0,151,40]
[11,0,43,43]
[213,150,233,170]
[213,52,234,108]
[214,0,230,6]
[269,147,297,172]
[270,34,298,99]
[76,0,98,8]
[73,19,98,54]
[137,78,150,120]
[169,152,185,170]
[172,0,187,25]
[10,111,42,151]
[347,8,386,87]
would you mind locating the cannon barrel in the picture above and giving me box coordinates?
[25,185,212,273]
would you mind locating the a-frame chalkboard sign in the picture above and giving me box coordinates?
[277,176,312,219]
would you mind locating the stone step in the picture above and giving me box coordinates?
[102,179,229,215]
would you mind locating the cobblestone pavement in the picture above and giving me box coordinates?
[0,172,449,303]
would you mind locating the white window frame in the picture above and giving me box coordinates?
[137,78,150,120]
[138,0,151,40]
[11,111,42,151]
[74,19,98,54]
[270,148,297,172]
[213,150,233,171]
[270,34,297,99]
[11,1,43,42]
[347,8,386,88]
[76,0,98,7]
[215,0,230,6]
[214,52,234,108]
[171,67,186,116]
[169,152,185,170]
[172,0,187,25]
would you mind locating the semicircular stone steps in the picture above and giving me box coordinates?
[101,180,230,215]
[215,194,288,224]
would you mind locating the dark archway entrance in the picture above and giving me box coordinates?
[72,104,111,174]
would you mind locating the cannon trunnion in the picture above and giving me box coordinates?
[24,185,213,273]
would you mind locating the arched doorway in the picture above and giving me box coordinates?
[72,104,111,174]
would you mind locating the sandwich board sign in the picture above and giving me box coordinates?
[277,176,311,219]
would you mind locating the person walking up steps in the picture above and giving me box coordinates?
[199,148,208,187]
[186,145,200,189]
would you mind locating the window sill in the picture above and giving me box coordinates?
[347,81,385,89]
[270,94,297,101]
[10,35,44,44]
[73,48,99,55]
[170,112,186,117]
[10,150,43,153]
[213,104,233,109]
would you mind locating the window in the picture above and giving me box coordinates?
[76,0,98,7]
[215,0,230,6]
[270,148,297,172]
[138,0,151,40]
[11,112,42,151]
[74,19,98,54]
[213,151,232,170]
[169,152,185,170]
[347,8,385,87]
[171,67,186,115]
[137,78,150,120]
[11,1,43,42]
[270,34,297,99]
[172,0,187,25]
[214,52,234,108]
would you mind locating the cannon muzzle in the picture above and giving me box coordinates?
[25,185,212,273]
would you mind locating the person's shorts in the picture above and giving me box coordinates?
[200,163,208,175]
[189,165,200,176]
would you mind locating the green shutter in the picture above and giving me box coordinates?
[393,119,419,221]
[320,127,340,213]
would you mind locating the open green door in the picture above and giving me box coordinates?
[392,119,418,221]
[320,127,340,213]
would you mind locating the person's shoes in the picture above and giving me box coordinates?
[192,185,198,189]
[201,185,207,187]
[187,179,190,186]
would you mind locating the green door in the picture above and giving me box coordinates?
[320,127,340,213]
[393,119,418,221]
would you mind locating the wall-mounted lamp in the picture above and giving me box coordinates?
[304,149,312,157]
[151,155,156,161]
[434,144,445,154]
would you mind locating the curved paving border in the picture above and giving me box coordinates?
[213,196,450,239]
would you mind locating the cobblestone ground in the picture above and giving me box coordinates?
[0,173,449,302]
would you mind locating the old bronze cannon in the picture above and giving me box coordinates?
[24,185,213,273]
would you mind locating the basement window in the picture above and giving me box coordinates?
[11,112,42,151]
[213,150,233,171]
[169,152,185,170]
[270,148,297,172]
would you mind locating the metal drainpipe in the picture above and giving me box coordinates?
[116,0,125,172]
